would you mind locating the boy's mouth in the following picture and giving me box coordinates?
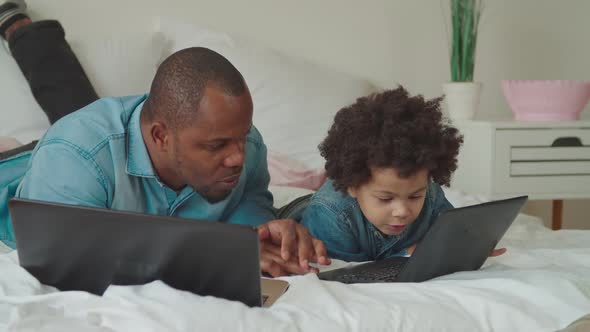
[387,224,407,233]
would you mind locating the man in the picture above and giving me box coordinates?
[0,1,330,276]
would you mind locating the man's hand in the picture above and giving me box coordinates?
[257,219,331,277]
[259,240,309,277]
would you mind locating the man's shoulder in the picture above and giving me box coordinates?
[40,95,147,155]
[243,126,267,173]
[246,125,264,147]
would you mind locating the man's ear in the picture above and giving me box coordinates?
[150,121,170,152]
[347,186,358,198]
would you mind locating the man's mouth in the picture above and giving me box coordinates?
[218,173,241,187]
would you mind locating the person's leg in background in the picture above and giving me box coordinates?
[1,0,99,125]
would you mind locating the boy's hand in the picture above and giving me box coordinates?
[257,219,331,277]
[406,243,417,255]
[489,248,507,257]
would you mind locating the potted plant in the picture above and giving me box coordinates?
[443,0,484,120]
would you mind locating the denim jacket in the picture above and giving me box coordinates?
[0,94,275,248]
[300,179,453,262]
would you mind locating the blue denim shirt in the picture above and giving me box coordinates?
[0,94,275,248]
[300,179,453,262]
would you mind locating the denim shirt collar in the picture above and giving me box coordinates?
[365,213,408,255]
[126,100,157,179]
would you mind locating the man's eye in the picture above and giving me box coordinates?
[206,143,225,151]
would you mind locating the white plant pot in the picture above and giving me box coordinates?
[442,82,482,120]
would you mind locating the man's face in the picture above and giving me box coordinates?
[168,86,253,203]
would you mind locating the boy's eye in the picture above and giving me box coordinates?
[409,195,423,200]
[377,197,393,203]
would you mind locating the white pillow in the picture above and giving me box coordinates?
[442,187,489,208]
[0,31,164,144]
[156,17,376,169]
[0,43,50,144]
[69,32,165,97]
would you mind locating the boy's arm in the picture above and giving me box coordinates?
[301,202,369,262]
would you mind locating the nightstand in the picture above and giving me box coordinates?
[450,120,590,230]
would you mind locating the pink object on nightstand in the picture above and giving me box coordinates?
[501,80,590,121]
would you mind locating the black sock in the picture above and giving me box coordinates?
[0,13,28,39]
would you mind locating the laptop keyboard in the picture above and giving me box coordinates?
[335,263,405,283]
[318,257,409,284]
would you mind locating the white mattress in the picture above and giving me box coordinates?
[0,188,588,331]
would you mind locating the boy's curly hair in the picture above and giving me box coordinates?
[320,86,463,194]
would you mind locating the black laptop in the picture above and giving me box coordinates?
[8,198,288,307]
[318,196,528,283]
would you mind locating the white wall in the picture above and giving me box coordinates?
[27,0,590,228]
[27,0,590,119]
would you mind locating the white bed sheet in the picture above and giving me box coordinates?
[0,188,588,332]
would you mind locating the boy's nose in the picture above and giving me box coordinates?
[391,203,410,219]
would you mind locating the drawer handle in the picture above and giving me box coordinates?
[551,137,583,147]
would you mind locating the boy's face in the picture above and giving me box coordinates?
[348,167,429,236]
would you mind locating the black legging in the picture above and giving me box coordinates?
[9,20,98,123]
[1,20,98,160]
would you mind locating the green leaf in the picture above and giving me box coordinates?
[449,0,482,82]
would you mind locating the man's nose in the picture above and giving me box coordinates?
[223,141,245,168]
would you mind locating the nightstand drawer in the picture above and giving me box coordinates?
[511,146,590,161]
[497,128,590,147]
[511,161,590,176]
[493,128,590,197]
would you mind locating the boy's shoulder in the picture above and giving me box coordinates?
[310,179,358,215]
[426,181,447,203]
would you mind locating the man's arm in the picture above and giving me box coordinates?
[16,142,108,207]
[224,129,330,275]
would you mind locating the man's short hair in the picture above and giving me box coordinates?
[143,47,247,128]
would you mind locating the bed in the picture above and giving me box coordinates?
[1,15,589,332]
[0,187,588,331]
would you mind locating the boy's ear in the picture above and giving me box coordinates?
[347,187,358,198]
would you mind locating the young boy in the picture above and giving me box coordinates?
[300,86,463,262]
